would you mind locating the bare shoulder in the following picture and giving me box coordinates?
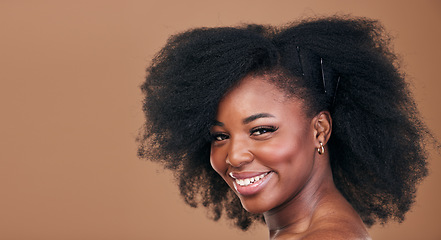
[272,219,371,240]
[299,190,371,240]
[301,217,371,240]
[272,189,371,240]
[301,228,371,240]
[274,228,370,240]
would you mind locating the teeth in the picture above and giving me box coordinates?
[234,172,269,187]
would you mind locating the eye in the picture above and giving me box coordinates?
[250,126,279,137]
[210,132,230,142]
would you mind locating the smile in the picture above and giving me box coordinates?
[232,172,270,187]
[229,171,273,196]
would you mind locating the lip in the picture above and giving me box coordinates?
[229,171,270,179]
[230,171,274,196]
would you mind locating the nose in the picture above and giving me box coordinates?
[226,137,254,167]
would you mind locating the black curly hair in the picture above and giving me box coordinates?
[138,16,431,230]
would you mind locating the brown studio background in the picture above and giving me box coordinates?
[0,0,440,239]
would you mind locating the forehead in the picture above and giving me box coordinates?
[216,75,306,119]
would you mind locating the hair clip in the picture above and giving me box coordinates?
[332,76,340,106]
[321,58,340,107]
[297,46,340,107]
[296,46,305,77]
[320,58,327,94]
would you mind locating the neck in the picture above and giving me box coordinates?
[263,154,336,237]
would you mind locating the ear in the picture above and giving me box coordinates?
[312,111,332,148]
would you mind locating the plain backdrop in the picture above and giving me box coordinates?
[1,0,440,239]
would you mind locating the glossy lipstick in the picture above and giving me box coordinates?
[229,171,273,196]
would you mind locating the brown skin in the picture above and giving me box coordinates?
[210,75,370,240]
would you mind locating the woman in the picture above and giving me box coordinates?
[138,16,431,239]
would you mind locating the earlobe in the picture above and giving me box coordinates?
[313,111,332,147]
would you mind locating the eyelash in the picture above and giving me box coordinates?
[250,125,279,136]
[210,125,279,142]
[211,133,229,142]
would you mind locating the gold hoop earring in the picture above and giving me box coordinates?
[317,142,325,155]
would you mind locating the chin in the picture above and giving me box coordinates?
[238,196,274,214]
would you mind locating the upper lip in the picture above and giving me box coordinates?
[229,171,272,179]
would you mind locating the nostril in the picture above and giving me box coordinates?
[226,151,254,167]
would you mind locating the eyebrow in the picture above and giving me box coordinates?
[243,113,275,124]
[211,113,275,127]
[212,120,224,127]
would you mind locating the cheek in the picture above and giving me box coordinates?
[254,133,313,167]
[255,140,301,164]
[210,146,227,175]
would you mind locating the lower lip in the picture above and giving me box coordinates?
[233,172,274,196]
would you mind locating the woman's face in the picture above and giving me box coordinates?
[210,75,319,213]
